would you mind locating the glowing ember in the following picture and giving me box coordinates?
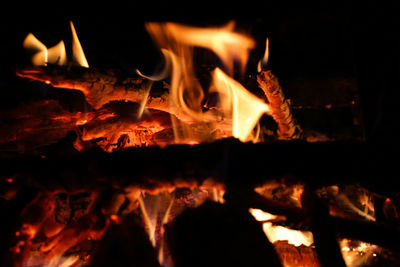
[339,239,380,267]
[249,208,314,247]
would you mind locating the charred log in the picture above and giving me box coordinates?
[0,139,393,192]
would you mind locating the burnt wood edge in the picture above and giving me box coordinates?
[1,138,399,254]
[0,139,396,190]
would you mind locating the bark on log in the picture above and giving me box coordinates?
[16,66,149,110]
[16,66,192,123]
[257,70,302,140]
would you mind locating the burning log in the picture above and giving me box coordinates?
[257,70,302,140]
[16,66,192,123]
[16,66,150,110]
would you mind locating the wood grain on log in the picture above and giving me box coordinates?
[16,66,192,123]
[257,70,302,140]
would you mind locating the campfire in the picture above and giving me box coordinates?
[1,15,399,267]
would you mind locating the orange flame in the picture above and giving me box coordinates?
[144,22,270,143]
[249,208,314,247]
[23,21,88,67]
[23,34,67,66]
[257,37,269,72]
[146,21,255,74]
[70,21,89,68]
[23,33,48,66]
[210,68,271,141]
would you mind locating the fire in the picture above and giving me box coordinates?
[257,37,269,72]
[70,21,89,68]
[144,22,270,143]
[146,21,255,74]
[23,35,67,66]
[23,21,88,67]
[210,68,271,141]
[249,208,314,247]
[339,239,379,267]
[23,33,49,66]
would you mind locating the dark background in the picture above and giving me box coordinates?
[0,0,399,143]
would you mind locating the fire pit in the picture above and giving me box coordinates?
[1,5,400,267]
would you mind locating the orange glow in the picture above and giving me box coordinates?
[47,40,67,66]
[262,223,314,247]
[249,208,277,221]
[210,68,271,141]
[110,214,121,224]
[339,239,378,267]
[70,21,89,68]
[249,208,314,247]
[23,33,48,66]
[146,21,255,74]
[144,22,269,143]
[257,37,269,72]
[23,33,67,66]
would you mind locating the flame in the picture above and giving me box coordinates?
[70,21,89,68]
[23,33,48,66]
[249,208,277,221]
[145,22,269,143]
[210,68,271,141]
[47,40,67,66]
[249,208,314,247]
[23,35,67,66]
[339,239,379,267]
[257,37,269,72]
[146,21,255,74]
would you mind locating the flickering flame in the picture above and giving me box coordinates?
[257,37,269,72]
[48,40,67,66]
[23,21,87,67]
[339,239,379,267]
[249,208,277,221]
[145,22,270,143]
[210,68,271,141]
[70,21,89,68]
[146,21,255,74]
[23,33,48,66]
[23,36,67,66]
[249,208,314,247]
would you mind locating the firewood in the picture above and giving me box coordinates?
[16,66,149,110]
[78,105,175,151]
[16,66,192,123]
[257,70,302,140]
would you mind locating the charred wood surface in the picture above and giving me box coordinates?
[257,70,303,140]
[1,139,400,254]
[0,139,397,195]
[16,66,195,123]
